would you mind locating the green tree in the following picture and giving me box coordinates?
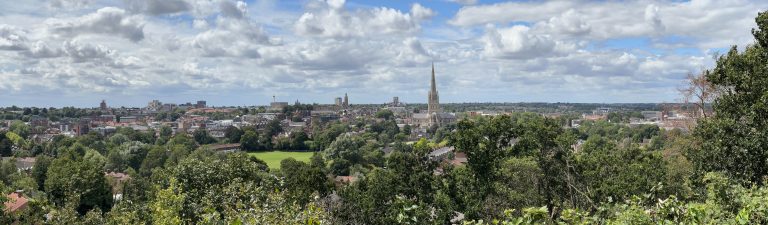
[290,131,309,150]
[139,146,168,177]
[375,109,395,120]
[9,120,29,139]
[688,11,768,185]
[264,119,283,139]
[224,126,243,143]
[280,158,331,205]
[32,155,53,191]
[0,131,12,157]
[45,158,113,215]
[151,178,185,225]
[240,130,261,151]
[193,129,216,145]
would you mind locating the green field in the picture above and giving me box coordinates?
[248,151,315,169]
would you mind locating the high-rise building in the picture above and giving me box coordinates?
[100,100,107,111]
[335,97,343,106]
[196,100,207,108]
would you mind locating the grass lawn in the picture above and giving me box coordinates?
[248,151,315,170]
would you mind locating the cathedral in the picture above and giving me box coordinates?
[412,64,456,128]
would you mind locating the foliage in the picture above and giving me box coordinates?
[45,158,113,215]
[688,11,768,185]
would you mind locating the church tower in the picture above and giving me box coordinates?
[343,93,349,108]
[427,63,441,114]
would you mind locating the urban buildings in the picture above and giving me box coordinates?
[270,96,289,112]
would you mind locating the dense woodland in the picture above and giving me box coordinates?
[1,10,768,225]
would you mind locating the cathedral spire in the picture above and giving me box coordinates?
[428,63,440,114]
[431,62,436,93]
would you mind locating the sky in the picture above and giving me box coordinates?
[0,0,766,107]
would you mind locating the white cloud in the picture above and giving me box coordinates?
[24,41,61,58]
[62,40,115,63]
[0,0,763,106]
[47,7,146,42]
[0,25,28,51]
[451,0,768,49]
[219,0,248,19]
[49,0,93,9]
[450,1,573,26]
[539,9,591,36]
[190,18,271,58]
[483,25,562,59]
[411,3,435,20]
[192,19,209,29]
[449,0,477,5]
[294,0,433,38]
[124,0,191,15]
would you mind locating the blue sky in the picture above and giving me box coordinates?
[0,0,765,107]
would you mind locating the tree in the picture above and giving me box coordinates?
[8,120,30,138]
[140,146,168,176]
[264,119,283,139]
[688,11,768,185]
[451,115,514,184]
[375,109,394,120]
[679,71,719,119]
[290,131,309,150]
[0,131,12,157]
[325,136,366,168]
[575,137,666,203]
[32,155,53,191]
[240,130,261,151]
[151,178,185,225]
[193,129,216,145]
[156,125,173,145]
[280,158,331,205]
[172,153,269,221]
[224,126,244,143]
[45,158,113,215]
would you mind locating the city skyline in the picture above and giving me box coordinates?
[1,0,767,107]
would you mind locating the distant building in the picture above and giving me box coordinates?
[92,126,117,136]
[641,111,663,121]
[1,157,36,171]
[582,114,606,121]
[119,116,137,123]
[100,100,108,111]
[429,146,455,161]
[73,119,90,136]
[334,176,358,185]
[99,115,116,123]
[311,110,341,123]
[412,64,456,128]
[196,100,207,108]
[30,116,49,128]
[335,97,343,106]
[147,100,162,111]
[270,102,289,111]
[204,143,241,153]
[571,119,583,128]
[593,107,612,115]
[4,191,29,214]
